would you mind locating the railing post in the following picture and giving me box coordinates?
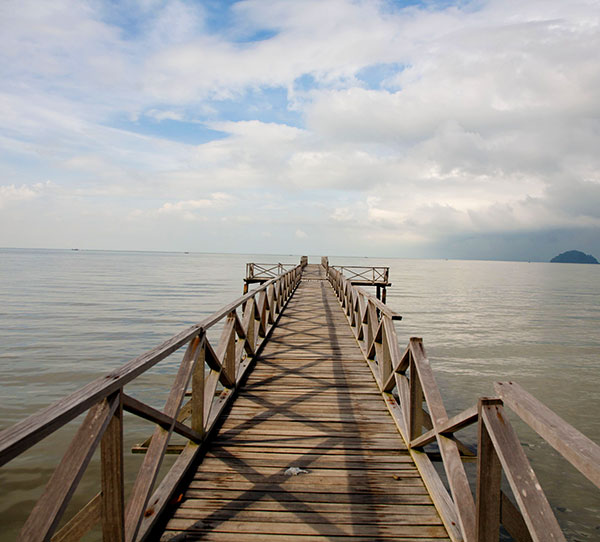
[476,398,504,542]
[101,390,125,542]
[223,313,236,385]
[409,351,424,441]
[191,339,206,437]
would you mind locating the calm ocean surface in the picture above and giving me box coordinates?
[0,248,598,540]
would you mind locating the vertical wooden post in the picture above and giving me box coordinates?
[409,355,424,441]
[476,398,504,541]
[191,340,206,437]
[243,282,248,294]
[382,287,387,304]
[366,301,378,355]
[101,390,124,542]
[378,319,393,387]
[376,285,381,300]
[224,313,236,385]
[243,298,256,354]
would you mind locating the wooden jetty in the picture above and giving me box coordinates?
[0,257,599,542]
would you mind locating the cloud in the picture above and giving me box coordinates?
[0,0,599,259]
[0,182,51,209]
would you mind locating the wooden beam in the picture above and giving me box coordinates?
[410,404,478,449]
[411,449,464,542]
[19,396,119,541]
[101,391,125,542]
[0,266,302,467]
[125,335,204,542]
[50,493,101,542]
[476,398,503,542]
[122,394,203,443]
[495,381,600,488]
[501,491,533,542]
[480,402,565,542]
[409,338,476,541]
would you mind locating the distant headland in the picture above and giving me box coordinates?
[550,250,599,264]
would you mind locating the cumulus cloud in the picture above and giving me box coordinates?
[0,0,599,258]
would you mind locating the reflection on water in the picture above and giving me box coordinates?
[1,250,599,540]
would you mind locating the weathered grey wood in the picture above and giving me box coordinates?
[19,396,119,541]
[395,373,411,440]
[480,402,565,542]
[411,449,464,542]
[50,493,101,542]
[476,398,502,542]
[125,335,204,542]
[122,393,203,443]
[191,347,205,437]
[0,267,301,466]
[137,284,296,541]
[327,266,402,320]
[216,313,236,387]
[101,391,125,542]
[240,299,256,356]
[410,404,478,449]
[501,491,533,542]
[158,271,449,541]
[409,356,424,441]
[495,381,600,489]
[409,338,476,542]
[136,441,201,540]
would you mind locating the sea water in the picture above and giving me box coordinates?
[0,249,598,540]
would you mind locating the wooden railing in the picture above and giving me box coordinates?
[0,263,303,542]
[331,265,390,285]
[245,262,298,281]
[326,265,600,542]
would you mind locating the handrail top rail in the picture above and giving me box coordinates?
[328,266,401,320]
[331,265,389,270]
[0,264,302,467]
[247,262,297,266]
[494,380,600,489]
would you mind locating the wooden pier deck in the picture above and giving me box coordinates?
[161,264,448,540]
[1,257,599,542]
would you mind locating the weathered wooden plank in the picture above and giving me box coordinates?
[101,391,125,541]
[409,338,476,541]
[476,399,502,542]
[410,404,478,449]
[480,402,565,542]
[163,519,447,538]
[155,266,446,541]
[19,396,119,541]
[183,487,434,504]
[495,381,600,488]
[50,493,101,542]
[410,449,464,542]
[172,507,443,524]
[177,499,436,514]
[162,534,446,542]
[501,492,533,542]
[122,393,202,443]
[125,335,204,542]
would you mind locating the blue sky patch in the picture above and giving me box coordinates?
[356,63,405,89]
[111,115,228,145]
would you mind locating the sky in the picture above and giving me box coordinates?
[1,0,599,261]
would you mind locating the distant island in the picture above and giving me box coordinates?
[550,250,599,264]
